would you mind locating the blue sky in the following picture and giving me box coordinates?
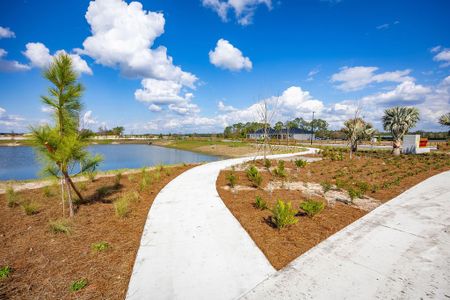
[0,0,449,133]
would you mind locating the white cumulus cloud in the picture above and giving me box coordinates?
[0,26,15,39]
[209,39,252,71]
[432,46,450,68]
[23,42,93,75]
[0,48,30,72]
[80,0,196,87]
[331,66,413,91]
[202,0,271,25]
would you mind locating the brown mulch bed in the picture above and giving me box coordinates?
[0,164,194,300]
[217,151,450,270]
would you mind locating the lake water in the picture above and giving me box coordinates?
[0,144,220,181]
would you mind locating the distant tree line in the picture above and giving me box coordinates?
[223,118,330,139]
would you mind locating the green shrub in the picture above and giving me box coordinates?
[49,219,71,234]
[114,195,130,218]
[273,161,287,178]
[6,187,18,207]
[254,196,267,210]
[321,181,333,193]
[0,266,11,279]
[70,278,88,292]
[91,241,110,252]
[139,172,152,191]
[264,159,272,169]
[300,199,325,217]
[294,159,307,168]
[128,174,135,182]
[356,181,369,194]
[114,172,122,187]
[348,188,362,201]
[43,185,54,197]
[246,165,262,187]
[271,200,298,229]
[153,171,161,182]
[226,172,237,188]
[21,201,39,215]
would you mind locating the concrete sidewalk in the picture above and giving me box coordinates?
[126,149,316,300]
[240,170,450,300]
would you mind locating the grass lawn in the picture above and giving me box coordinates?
[0,164,194,299]
[216,149,450,269]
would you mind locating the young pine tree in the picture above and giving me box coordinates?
[31,54,102,217]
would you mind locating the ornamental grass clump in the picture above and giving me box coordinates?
[226,171,237,188]
[271,199,298,229]
[273,160,287,178]
[294,159,307,168]
[114,194,131,218]
[6,187,19,208]
[21,201,39,215]
[114,172,122,187]
[300,199,325,217]
[246,165,262,187]
[254,195,267,210]
[49,218,71,234]
[264,159,272,169]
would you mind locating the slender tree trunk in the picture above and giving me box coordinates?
[393,139,401,156]
[65,178,74,218]
[60,178,65,217]
[62,171,83,201]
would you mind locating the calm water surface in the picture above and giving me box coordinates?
[0,144,220,181]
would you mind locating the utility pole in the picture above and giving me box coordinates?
[310,111,315,145]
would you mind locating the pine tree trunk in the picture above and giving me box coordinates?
[60,178,65,217]
[65,178,74,218]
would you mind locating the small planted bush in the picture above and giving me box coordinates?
[226,172,237,188]
[348,188,362,201]
[114,172,122,187]
[0,266,11,279]
[294,159,307,168]
[21,201,39,215]
[70,278,88,292]
[321,181,333,193]
[246,165,262,187]
[300,199,325,217]
[271,200,298,229]
[273,161,287,178]
[254,196,267,210]
[91,241,110,252]
[49,219,71,234]
[43,185,54,197]
[6,187,18,208]
[139,173,152,191]
[264,159,272,169]
[114,195,130,218]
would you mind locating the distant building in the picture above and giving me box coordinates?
[248,128,314,141]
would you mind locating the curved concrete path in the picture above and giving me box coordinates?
[241,170,450,299]
[126,149,316,300]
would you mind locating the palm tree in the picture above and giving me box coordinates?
[439,113,450,127]
[31,54,102,217]
[342,117,375,157]
[382,106,420,156]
